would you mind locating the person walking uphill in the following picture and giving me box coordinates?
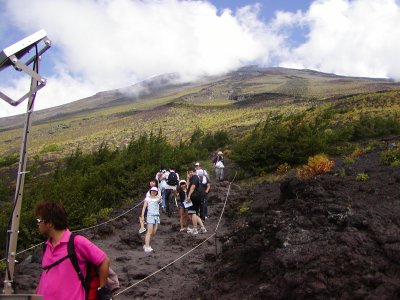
[186,167,207,235]
[141,187,162,253]
[213,151,225,181]
[35,201,111,300]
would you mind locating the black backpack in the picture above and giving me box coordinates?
[42,233,119,298]
[167,171,178,186]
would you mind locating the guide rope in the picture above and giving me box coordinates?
[112,172,237,298]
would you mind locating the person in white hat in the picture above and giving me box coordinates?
[141,186,161,253]
[213,151,225,181]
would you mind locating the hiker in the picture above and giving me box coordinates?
[164,167,180,217]
[35,201,111,300]
[186,167,207,235]
[213,151,225,181]
[197,169,211,220]
[177,179,190,232]
[155,167,167,211]
[194,162,211,220]
[141,186,161,253]
[139,179,158,234]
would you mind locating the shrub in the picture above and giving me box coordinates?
[343,156,356,164]
[381,148,400,166]
[351,115,400,140]
[356,173,369,181]
[276,163,291,176]
[40,144,63,153]
[239,200,251,214]
[232,112,333,174]
[0,153,19,167]
[351,146,363,158]
[296,154,335,180]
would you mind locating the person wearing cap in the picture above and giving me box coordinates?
[213,151,225,181]
[141,186,161,253]
[177,180,190,231]
[194,165,211,220]
[186,167,207,235]
[139,180,158,234]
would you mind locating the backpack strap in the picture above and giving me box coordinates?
[41,233,86,288]
[68,233,87,288]
[42,253,71,271]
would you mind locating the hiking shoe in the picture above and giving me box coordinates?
[139,227,146,234]
[143,245,153,253]
[189,229,198,235]
[200,227,207,233]
[179,228,187,232]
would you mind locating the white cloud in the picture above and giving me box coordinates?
[3,0,400,119]
[0,0,283,118]
[277,0,400,79]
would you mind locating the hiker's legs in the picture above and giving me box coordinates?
[191,214,198,229]
[152,224,158,236]
[179,207,185,229]
[203,194,208,218]
[145,224,154,247]
[161,190,166,209]
[196,215,204,228]
[215,168,222,180]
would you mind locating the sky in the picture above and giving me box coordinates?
[1,0,400,118]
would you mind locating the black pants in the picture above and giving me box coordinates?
[200,193,208,220]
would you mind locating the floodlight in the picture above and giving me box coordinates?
[0,29,51,106]
[1,30,51,298]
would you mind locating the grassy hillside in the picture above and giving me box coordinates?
[1,67,399,161]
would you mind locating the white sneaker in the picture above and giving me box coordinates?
[139,227,146,234]
[189,228,198,235]
[143,245,153,253]
[200,227,207,233]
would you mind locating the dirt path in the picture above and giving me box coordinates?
[96,185,231,300]
[11,180,236,299]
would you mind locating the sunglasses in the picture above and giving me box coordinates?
[36,218,44,224]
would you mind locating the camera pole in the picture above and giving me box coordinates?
[0,30,51,298]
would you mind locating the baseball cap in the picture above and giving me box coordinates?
[150,187,158,193]
[195,162,200,166]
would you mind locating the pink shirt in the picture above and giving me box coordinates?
[37,229,106,300]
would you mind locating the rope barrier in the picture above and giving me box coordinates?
[1,173,237,299]
[113,173,237,298]
[0,199,144,263]
[112,233,216,298]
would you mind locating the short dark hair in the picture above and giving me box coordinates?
[188,167,196,172]
[34,201,68,230]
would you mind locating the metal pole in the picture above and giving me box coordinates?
[3,58,39,295]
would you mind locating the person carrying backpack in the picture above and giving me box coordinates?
[164,167,180,217]
[35,201,111,300]
[194,162,211,220]
[186,167,207,235]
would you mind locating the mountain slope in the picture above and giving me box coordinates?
[1,67,399,159]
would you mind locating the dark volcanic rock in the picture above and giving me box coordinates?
[199,149,400,300]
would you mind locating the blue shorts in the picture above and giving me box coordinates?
[146,215,160,225]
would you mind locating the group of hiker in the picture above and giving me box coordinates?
[140,151,225,254]
[31,151,225,299]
